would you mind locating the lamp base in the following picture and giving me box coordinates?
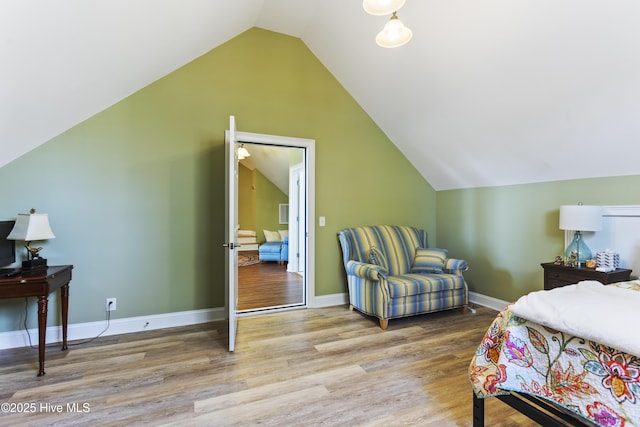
[564,231,592,265]
[22,257,48,271]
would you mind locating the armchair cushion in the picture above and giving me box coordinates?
[259,241,282,262]
[411,248,448,273]
[387,273,466,298]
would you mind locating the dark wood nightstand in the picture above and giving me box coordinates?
[0,265,73,376]
[541,262,632,290]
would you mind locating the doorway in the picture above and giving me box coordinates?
[235,141,314,313]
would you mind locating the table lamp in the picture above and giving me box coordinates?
[559,204,602,266]
[7,208,56,271]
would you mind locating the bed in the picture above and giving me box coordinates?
[237,230,259,252]
[469,279,640,427]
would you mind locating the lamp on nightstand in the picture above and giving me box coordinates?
[559,204,602,266]
[7,208,56,271]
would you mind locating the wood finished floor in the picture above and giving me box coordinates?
[0,306,537,426]
[237,259,303,311]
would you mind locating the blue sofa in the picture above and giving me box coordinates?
[338,225,469,329]
[259,237,288,264]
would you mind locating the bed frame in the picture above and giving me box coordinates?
[472,392,599,427]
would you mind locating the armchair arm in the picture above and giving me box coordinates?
[444,258,469,275]
[346,260,387,280]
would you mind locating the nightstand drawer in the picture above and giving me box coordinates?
[545,272,578,290]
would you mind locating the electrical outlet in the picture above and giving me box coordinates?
[106,298,117,311]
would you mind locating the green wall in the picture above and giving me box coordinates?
[0,28,436,332]
[238,163,255,231]
[437,175,640,302]
[237,164,286,241]
[254,169,287,242]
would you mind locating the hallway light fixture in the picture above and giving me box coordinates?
[376,11,413,48]
[363,0,406,16]
[237,144,250,160]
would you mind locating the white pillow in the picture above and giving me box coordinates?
[278,230,288,240]
[263,230,280,242]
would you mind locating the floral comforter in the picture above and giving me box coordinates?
[469,281,640,427]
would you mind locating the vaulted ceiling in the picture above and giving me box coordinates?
[2,0,639,190]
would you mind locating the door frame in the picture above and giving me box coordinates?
[287,162,305,274]
[224,116,239,352]
[234,131,315,315]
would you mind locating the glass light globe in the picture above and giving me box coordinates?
[363,0,406,15]
[376,13,412,48]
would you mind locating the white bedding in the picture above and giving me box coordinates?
[510,280,640,356]
[237,230,258,251]
[238,236,257,244]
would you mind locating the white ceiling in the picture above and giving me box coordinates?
[240,144,296,195]
[2,0,639,190]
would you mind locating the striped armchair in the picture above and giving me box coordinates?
[338,225,469,329]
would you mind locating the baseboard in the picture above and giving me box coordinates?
[310,292,348,308]
[0,292,508,350]
[469,291,510,312]
[0,307,225,350]
[310,291,509,312]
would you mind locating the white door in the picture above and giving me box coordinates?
[224,115,239,352]
[226,121,316,315]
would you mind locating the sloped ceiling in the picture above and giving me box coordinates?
[2,0,639,190]
[240,144,294,195]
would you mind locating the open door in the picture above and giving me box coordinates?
[225,116,316,345]
[224,115,239,352]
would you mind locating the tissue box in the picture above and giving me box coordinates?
[596,250,619,272]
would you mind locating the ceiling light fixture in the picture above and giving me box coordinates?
[376,12,413,48]
[363,0,406,15]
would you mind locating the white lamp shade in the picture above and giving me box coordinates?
[376,14,413,48]
[559,205,602,231]
[363,0,406,15]
[7,213,56,241]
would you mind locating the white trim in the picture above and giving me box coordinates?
[238,304,306,317]
[303,290,508,312]
[602,205,640,217]
[233,131,315,314]
[309,292,349,308]
[469,291,510,312]
[0,307,225,350]
[0,291,509,350]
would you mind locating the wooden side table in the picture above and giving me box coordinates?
[541,262,631,291]
[0,265,73,376]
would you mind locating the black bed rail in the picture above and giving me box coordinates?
[473,392,600,427]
